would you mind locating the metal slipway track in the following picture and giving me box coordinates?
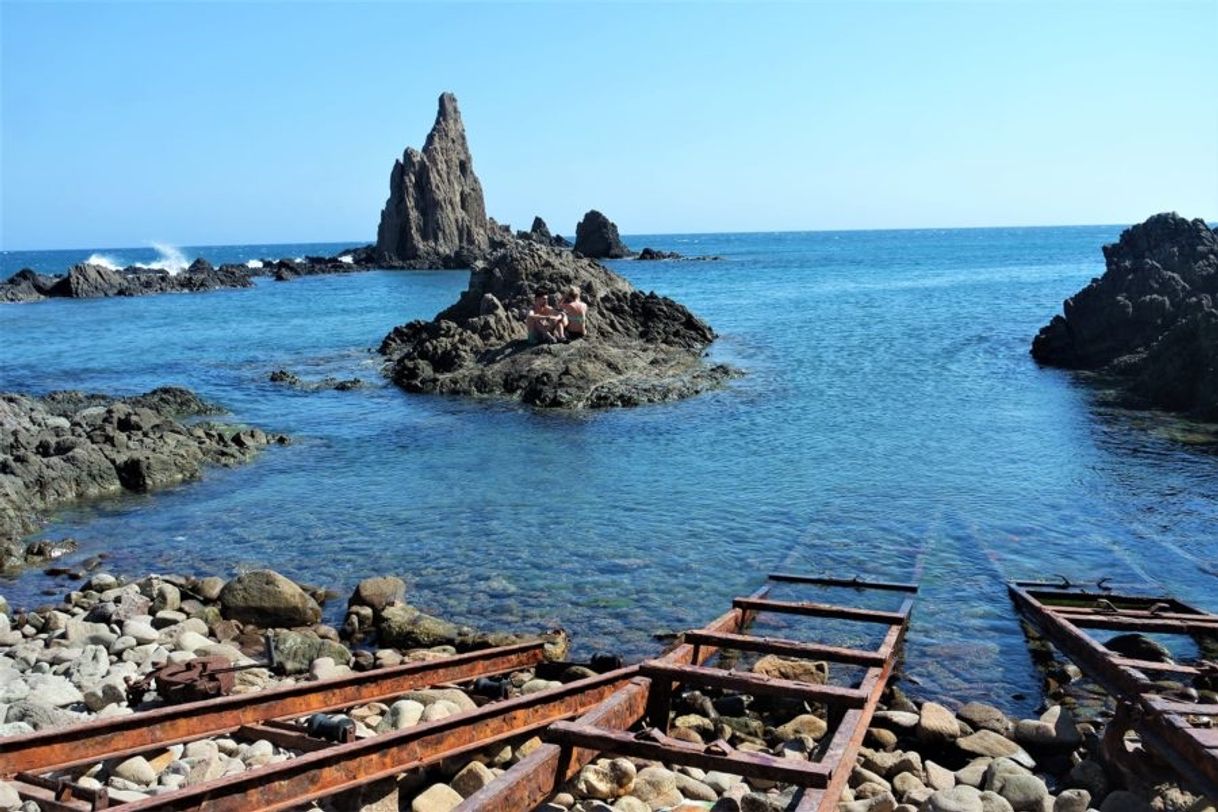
[1008,583,1218,803]
[0,565,919,812]
[0,640,638,811]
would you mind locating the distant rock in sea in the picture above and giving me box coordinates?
[516,216,569,248]
[375,92,491,268]
[1032,212,1218,420]
[574,210,633,259]
[378,240,736,409]
[0,260,253,303]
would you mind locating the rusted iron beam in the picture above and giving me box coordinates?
[544,722,832,787]
[639,662,868,708]
[793,608,910,812]
[11,780,93,812]
[1062,615,1218,635]
[1135,697,1218,800]
[1,641,545,776]
[455,587,770,812]
[768,573,918,593]
[733,597,907,626]
[681,630,887,667]
[234,724,336,753]
[113,667,638,812]
[1008,584,1147,697]
[1144,697,1218,716]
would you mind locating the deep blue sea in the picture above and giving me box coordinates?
[3,228,1217,712]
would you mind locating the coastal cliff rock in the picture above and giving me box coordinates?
[574,210,632,259]
[0,387,288,570]
[375,93,490,267]
[1032,212,1218,419]
[378,241,734,408]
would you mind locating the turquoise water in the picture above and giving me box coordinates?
[3,227,1218,712]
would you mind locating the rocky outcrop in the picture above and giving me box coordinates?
[375,93,490,267]
[1031,213,1218,419]
[1,261,253,303]
[574,210,632,259]
[0,387,288,569]
[378,240,736,409]
[516,216,569,248]
[637,247,683,261]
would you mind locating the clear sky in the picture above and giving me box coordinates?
[2,1,1216,250]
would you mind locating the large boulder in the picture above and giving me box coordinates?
[218,570,321,627]
[375,92,490,267]
[574,210,632,259]
[1032,213,1218,419]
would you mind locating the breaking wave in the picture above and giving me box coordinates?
[134,243,189,275]
[246,259,264,269]
[338,255,354,265]
[84,253,124,271]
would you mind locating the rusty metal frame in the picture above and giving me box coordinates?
[1009,583,1218,801]
[458,573,917,812]
[1,640,547,777]
[3,640,637,811]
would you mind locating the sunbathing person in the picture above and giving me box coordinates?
[525,292,566,344]
[559,286,588,339]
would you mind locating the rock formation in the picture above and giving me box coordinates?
[574,210,632,259]
[1032,212,1218,420]
[0,387,288,570]
[378,240,735,408]
[374,93,490,267]
[0,261,253,303]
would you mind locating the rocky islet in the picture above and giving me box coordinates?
[1032,212,1218,420]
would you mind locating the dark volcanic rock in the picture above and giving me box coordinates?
[573,210,632,259]
[0,387,288,570]
[375,92,490,267]
[637,247,683,261]
[2,261,254,303]
[378,241,736,409]
[1031,213,1218,419]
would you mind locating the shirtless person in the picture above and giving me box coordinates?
[559,286,588,339]
[525,292,566,344]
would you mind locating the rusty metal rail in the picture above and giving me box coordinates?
[1009,582,1218,801]
[1,640,547,777]
[458,573,917,812]
[1,640,639,811]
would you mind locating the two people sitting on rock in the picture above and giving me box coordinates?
[526,287,587,344]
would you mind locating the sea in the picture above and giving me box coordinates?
[3,227,1217,713]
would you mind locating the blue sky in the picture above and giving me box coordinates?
[2,1,1216,250]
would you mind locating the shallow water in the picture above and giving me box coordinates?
[3,227,1217,714]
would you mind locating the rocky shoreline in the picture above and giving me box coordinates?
[1032,213,1218,421]
[0,567,1204,812]
[0,387,287,572]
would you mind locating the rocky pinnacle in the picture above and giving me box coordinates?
[375,92,490,266]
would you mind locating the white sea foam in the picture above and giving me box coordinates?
[338,255,354,265]
[84,253,124,271]
[246,259,264,269]
[133,243,190,275]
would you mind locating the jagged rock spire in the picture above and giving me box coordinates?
[375,92,490,265]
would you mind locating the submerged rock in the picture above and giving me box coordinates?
[375,92,490,267]
[1031,213,1218,420]
[574,210,632,259]
[378,240,736,408]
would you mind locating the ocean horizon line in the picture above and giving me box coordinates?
[3,219,1195,256]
